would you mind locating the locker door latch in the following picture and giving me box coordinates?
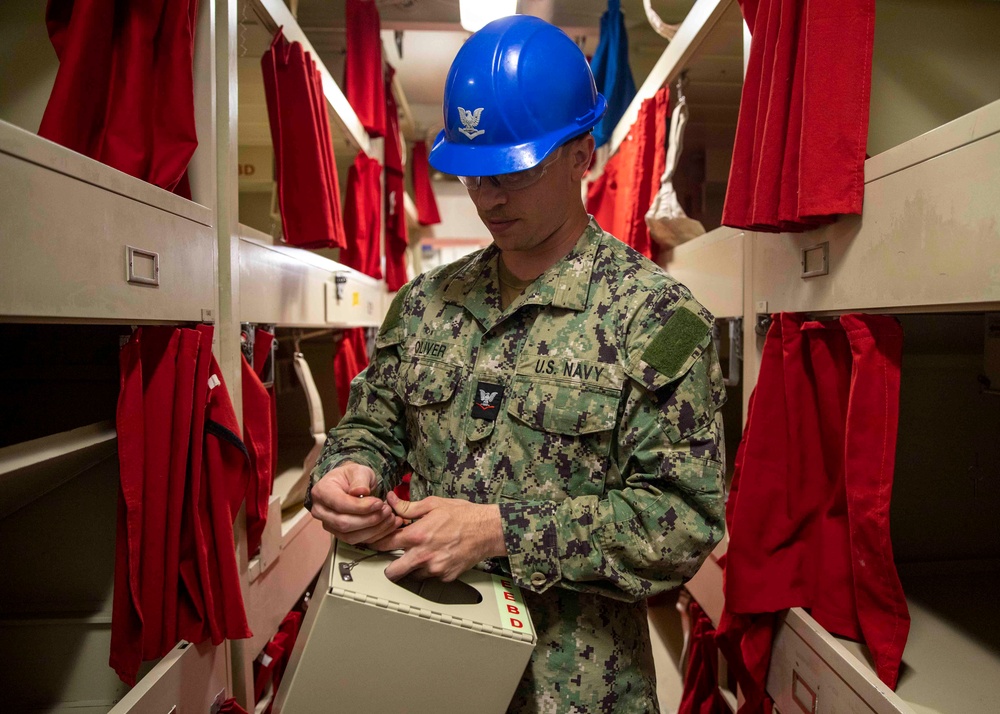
[334,273,349,301]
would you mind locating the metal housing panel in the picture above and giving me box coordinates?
[240,517,331,663]
[669,227,745,319]
[752,104,1000,316]
[0,129,216,323]
[239,229,386,328]
[109,641,230,714]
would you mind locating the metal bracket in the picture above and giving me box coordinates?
[241,323,277,388]
[792,670,818,713]
[334,273,349,301]
[713,318,744,388]
[261,325,277,388]
[240,323,255,365]
[755,313,773,337]
[727,318,743,387]
[209,688,227,714]
[126,245,159,287]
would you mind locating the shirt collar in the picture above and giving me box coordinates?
[442,218,604,327]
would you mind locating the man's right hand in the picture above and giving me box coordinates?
[308,462,403,545]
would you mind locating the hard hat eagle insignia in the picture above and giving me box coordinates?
[458,106,486,140]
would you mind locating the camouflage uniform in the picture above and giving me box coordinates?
[309,220,727,713]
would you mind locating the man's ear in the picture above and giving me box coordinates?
[570,134,596,180]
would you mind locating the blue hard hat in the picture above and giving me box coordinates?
[428,15,608,177]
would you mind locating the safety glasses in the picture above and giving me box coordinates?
[459,146,564,192]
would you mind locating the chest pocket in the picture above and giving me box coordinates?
[397,360,463,483]
[502,376,620,500]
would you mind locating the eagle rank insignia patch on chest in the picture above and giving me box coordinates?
[471,381,504,421]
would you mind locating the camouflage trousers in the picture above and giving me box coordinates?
[506,588,660,714]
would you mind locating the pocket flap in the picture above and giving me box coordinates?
[507,377,618,435]
[398,361,461,406]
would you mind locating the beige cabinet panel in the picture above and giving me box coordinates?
[0,122,216,323]
[752,101,1000,315]
[324,272,387,328]
[0,617,152,711]
[837,567,1000,714]
[768,610,912,714]
[109,641,230,714]
[239,228,386,328]
[242,517,331,660]
[768,612,895,714]
[668,228,745,319]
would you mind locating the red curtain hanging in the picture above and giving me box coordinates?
[722,0,875,232]
[341,152,384,280]
[384,65,409,292]
[39,0,200,193]
[586,87,669,260]
[242,351,273,558]
[262,31,347,250]
[717,313,909,712]
[112,325,252,687]
[333,328,371,420]
[253,610,304,714]
[344,0,386,137]
[410,141,442,227]
[678,601,730,714]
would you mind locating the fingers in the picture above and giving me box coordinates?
[312,476,384,517]
[310,500,397,542]
[341,514,406,546]
[383,549,421,582]
[342,465,376,497]
[368,523,418,553]
[386,491,436,519]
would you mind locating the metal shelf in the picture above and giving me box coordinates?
[239,224,387,328]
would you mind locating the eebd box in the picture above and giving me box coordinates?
[273,540,536,714]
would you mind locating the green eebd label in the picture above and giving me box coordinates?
[491,574,533,637]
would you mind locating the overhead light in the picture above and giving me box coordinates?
[459,0,518,33]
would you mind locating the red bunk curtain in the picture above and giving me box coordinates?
[586,87,669,260]
[262,31,347,250]
[722,0,876,232]
[410,141,442,227]
[39,0,200,194]
[717,313,909,713]
[341,152,384,280]
[112,325,252,686]
[384,65,409,292]
[344,0,386,137]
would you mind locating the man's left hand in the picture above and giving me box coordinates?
[372,491,507,582]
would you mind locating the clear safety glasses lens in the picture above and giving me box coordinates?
[459,147,563,192]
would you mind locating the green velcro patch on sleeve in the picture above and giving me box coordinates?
[641,305,710,378]
[380,281,412,335]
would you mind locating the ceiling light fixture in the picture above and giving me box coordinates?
[459,0,518,34]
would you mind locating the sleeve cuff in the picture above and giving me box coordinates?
[499,500,562,594]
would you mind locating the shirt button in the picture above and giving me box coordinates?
[530,572,547,587]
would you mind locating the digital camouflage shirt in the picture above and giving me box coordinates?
[309,220,727,713]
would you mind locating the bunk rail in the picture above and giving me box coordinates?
[608,0,734,156]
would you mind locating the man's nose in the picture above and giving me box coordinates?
[471,180,508,212]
